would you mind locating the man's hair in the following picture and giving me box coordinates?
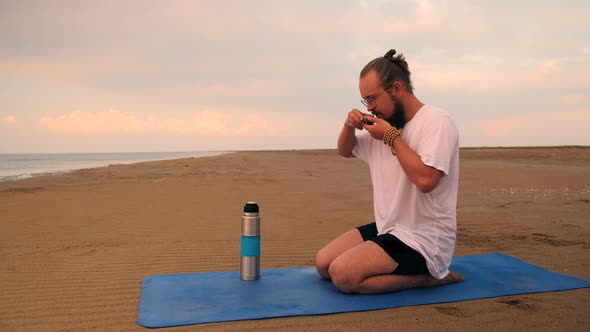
[360,49,414,93]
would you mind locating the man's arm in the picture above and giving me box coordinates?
[337,125,357,157]
[338,108,365,158]
[391,138,444,193]
[362,116,444,193]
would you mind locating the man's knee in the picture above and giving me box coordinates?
[315,250,331,279]
[328,260,359,294]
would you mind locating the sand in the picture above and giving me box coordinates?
[1,147,589,331]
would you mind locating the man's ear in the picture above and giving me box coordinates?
[392,81,404,95]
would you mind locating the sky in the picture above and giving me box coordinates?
[1,0,589,153]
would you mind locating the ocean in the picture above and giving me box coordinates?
[0,151,229,182]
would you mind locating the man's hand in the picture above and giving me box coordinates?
[362,115,393,140]
[345,108,367,130]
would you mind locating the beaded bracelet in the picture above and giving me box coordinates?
[383,127,401,147]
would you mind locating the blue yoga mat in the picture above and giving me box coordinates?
[137,253,589,328]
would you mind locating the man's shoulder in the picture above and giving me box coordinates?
[414,105,459,141]
[422,104,453,119]
[416,105,457,132]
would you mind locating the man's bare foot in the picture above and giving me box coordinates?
[425,271,464,287]
[440,271,464,285]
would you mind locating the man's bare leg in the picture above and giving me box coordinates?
[315,229,364,279]
[353,271,465,294]
[328,240,464,294]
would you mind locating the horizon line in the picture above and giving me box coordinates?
[2,145,589,155]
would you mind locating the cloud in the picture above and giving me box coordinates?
[559,93,587,105]
[2,1,590,151]
[413,53,590,96]
[38,110,153,134]
[468,108,590,145]
[2,115,18,127]
[37,109,283,136]
[3,1,588,101]
[195,80,296,97]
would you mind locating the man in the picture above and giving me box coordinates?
[315,49,464,294]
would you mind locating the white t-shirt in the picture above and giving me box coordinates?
[352,104,459,279]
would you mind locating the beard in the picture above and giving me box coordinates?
[385,98,407,129]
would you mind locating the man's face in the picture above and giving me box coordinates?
[359,71,406,128]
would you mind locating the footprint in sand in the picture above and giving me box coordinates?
[497,297,540,312]
[434,306,467,317]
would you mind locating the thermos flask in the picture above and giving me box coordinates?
[240,202,260,280]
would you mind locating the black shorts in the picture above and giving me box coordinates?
[356,222,429,275]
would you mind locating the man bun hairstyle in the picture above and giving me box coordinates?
[360,49,415,93]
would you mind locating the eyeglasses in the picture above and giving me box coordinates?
[361,90,385,107]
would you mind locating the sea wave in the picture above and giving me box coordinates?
[0,171,66,182]
[0,151,230,183]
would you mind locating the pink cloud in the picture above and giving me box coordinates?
[559,93,587,105]
[475,116,528,139]
[197,80,295,97]
[541,59,561,73]
[470,108,590,144]
[413,57,590,95]
[38,110,155,134]
[2,115,18,127]
[0,56,153,83]
[37,109,281,136]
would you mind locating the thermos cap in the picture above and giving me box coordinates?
[243,202,259,213]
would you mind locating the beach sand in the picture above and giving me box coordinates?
[1,148,589,331]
